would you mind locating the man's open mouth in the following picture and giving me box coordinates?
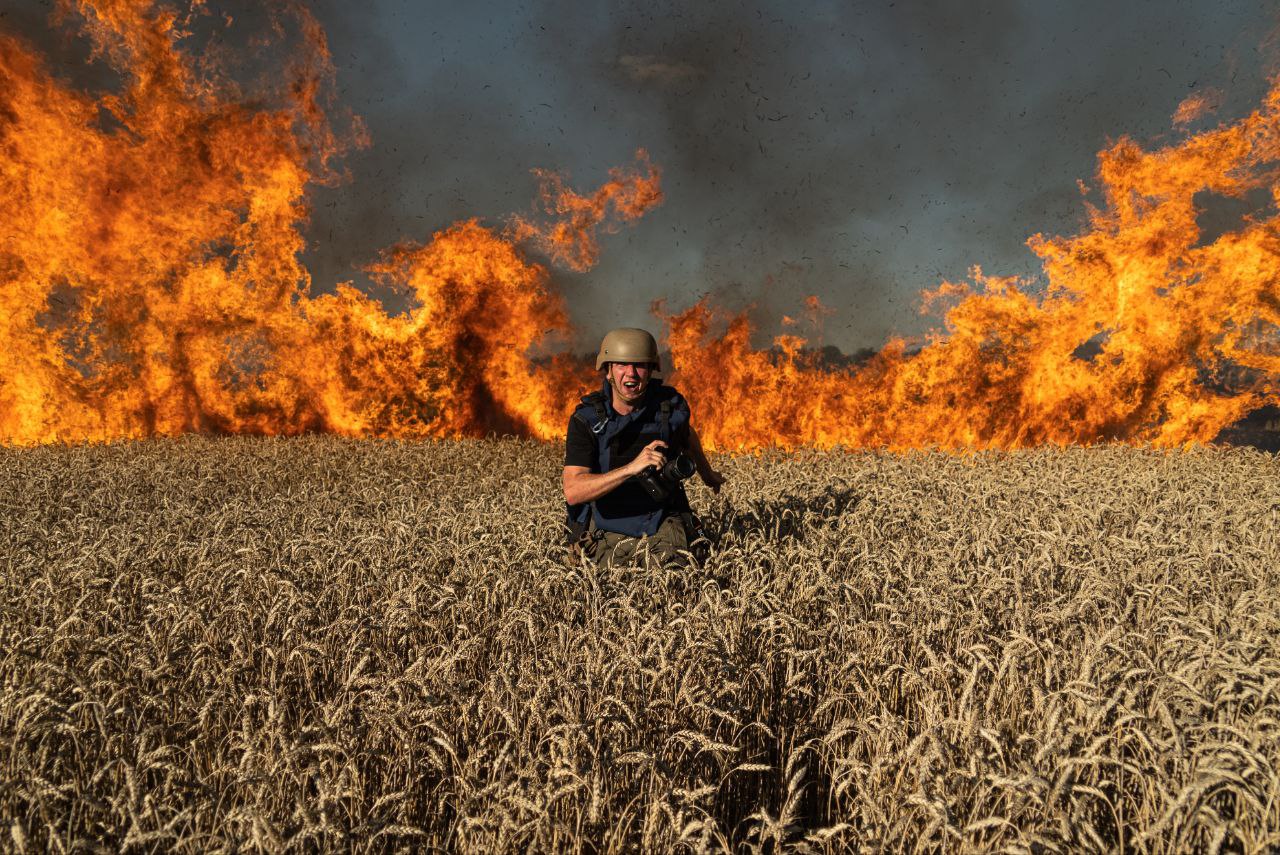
[622,380,641,392]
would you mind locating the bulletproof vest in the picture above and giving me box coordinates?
[566,382,690,539]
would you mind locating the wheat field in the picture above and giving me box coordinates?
[1,437,1277,853]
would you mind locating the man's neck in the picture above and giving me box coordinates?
[610,385,647,416]
[611,390,636,416]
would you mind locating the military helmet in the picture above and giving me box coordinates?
[595,327,660,371]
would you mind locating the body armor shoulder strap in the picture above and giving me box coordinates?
[572,386,684,453]
[574,390,609,435]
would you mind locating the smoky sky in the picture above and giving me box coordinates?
[8,0,1279,353]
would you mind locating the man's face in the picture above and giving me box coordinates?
[607,361,655,404]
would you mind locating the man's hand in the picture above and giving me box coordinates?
[701,469,727,495]
[685,426,725,495]
[625,440,667,476]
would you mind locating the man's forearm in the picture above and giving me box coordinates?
[688,427,715,480]
[563,439,668,505]
[563,467,634,505]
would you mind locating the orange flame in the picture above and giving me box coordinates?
[510,154,663,272]
[3,1,1280,452]
[665,83,1280,450]
[1173,89,1223,126]
[0,1,655,445]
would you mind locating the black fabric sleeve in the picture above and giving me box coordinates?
[564,415,598,469]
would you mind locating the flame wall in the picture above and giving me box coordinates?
[666,85,1280,450]
[0,1,652,445]
[2,1,1278,450]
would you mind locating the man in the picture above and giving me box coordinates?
[563,328,726,566]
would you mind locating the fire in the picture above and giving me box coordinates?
[3,1,1279,452]
[511,154,663,272]
[665,86,1280,451]
[1173,89,1222,126]
[0,0,654,445]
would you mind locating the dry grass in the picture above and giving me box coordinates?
[1,437,1278,853]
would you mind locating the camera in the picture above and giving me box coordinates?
[633,452,696,503]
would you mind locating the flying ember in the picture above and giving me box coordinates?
[1,0,1278,450]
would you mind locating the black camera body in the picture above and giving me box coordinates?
[633,452,696,504]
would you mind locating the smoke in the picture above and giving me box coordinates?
[6,0,1277,354]
[408,1,1269,350]
[522,0,1275,349]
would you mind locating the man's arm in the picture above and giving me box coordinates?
[563,440,668,505]
[687,426,726,494]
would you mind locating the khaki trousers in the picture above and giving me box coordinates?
[584,514,690,568]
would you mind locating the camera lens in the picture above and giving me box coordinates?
[666,454,696,481]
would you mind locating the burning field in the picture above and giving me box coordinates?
[2,438,1279,851]
[3,1,1280,852]
[2,0,1279,449]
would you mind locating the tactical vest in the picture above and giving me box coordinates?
[566,383,691,540]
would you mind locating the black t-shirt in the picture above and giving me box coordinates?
[564,415,600,469]
[564,389,693,522]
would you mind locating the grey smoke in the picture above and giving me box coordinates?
[7,0,1277,353]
